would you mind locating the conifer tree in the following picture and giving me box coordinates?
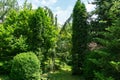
[72,0,88,75]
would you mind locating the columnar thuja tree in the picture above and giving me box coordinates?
[72,0,88,75]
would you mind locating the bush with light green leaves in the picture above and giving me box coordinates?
[10,52,41,80]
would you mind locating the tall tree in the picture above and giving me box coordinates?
[72,0,88,75]
[28,7,58,72]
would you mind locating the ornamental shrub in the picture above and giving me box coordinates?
[10,52,40,80]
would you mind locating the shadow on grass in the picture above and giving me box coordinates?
[48,70,83,80]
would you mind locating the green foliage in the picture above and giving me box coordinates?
[0,24,13,58]
[84,19,120,80]
[3,9,18,27]
[109,0,120,21]
[1,9,31,58]
[83,49,111,80]
[0,61,12,75]
[105,20,120,54]
[93,71,115,80]
[72,0,88,75]
[10,52,40,80]
[29,7,58,51]
[0,10,31,74]
[1,7,58,74]
[91,0,115,39]
[0,0,19,22]
[93,0,113,27]
[110,61,120,72]
[0,75,9,80]
[88,1,120,79]
[0,0,120,80]
[57,23,72,64]
[28,7,58,72]
[10,9,32,54]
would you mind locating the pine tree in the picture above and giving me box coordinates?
[72,0,88,75]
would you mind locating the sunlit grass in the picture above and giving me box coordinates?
[42,64,84,80]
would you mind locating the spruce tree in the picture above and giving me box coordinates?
[91,0,114,38]
[72,0,88,75]
[84,1,120,79]
[93,0,113,30]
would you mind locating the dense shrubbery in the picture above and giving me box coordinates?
[10,52,40,80]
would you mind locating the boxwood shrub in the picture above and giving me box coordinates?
[10,52,40,80]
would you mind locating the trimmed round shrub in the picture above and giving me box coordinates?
[10,52,40,80]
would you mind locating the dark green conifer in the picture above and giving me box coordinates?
[72,0,88,75]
